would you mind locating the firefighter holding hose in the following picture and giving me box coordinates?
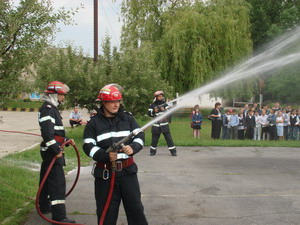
[83,84,148,225]
[148,91,177,156]
[38,81,76,223]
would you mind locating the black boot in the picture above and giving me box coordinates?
[170,149,177,156]
[51,204,67,222]
[39,199,51,214]
[150,148,156,156]
[52,218,76,224]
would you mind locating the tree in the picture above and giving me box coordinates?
[246,0,300,49]
[109,42,174,116]
[120,0,253,95]
[159,0,253,93]
[35,42,174,116]
[35,46,103,110]
[0,0,77,105]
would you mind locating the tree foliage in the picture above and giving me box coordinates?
[35,46,102,110]
[159,0,253,93]
[121,0,253,96]
[0,0,77,105]
[35,42,174,116]
[246,0,300,103]
[246,0,300,49]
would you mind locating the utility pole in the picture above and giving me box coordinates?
[94,0,98,62]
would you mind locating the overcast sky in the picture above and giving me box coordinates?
[13,0,123,56]
[53,0,122,55]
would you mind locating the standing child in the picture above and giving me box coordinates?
[282,108,289,140]
[267,109,277,140]
[221,109,231,139]
[191,107,204,138]
[276,110,284,141]
[254,111,262,140]
[289,109,299,140]
[260,109,269,140]
[228,109,239,139]
[237,112,245,140]
[245,109,255,140]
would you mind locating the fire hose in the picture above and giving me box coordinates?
[35,140,83,225]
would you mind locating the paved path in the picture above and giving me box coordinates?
[2,111,300,225]
[0,110,89,158]
[25,146,300,225]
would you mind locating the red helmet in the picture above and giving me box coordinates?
[44,81,69,94]
[97,84,123,102]
[154,90,164,97]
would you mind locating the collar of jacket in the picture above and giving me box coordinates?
[155,100,165,105]
[97,106,126,119]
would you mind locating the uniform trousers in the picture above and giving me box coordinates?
[95,173,148,225]
[151,128,175,150]
[39,161,67,221]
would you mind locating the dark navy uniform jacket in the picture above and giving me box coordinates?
[148,100,171,133]
[83,107,144,177]
[38,101,67,164]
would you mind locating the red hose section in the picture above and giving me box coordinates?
[36,140,84,225]
[99,170,116,225]
[0,129,41,136]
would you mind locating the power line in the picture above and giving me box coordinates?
[99,0,120,46]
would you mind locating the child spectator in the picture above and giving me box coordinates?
[191,106,204,138]
[237,112,245,140]
[282,108,289,140]
[228,109,239,139]
[276,110,284,141]
[267,109,277,140]
[260,109,269,140]
[222,109,231,139]
[245,109,255,140]
[254,110,262,140]
[289,110,299,140]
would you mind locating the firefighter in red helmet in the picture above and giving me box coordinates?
[148,90,177,156]
[83,84,148,225]
[38,81,76,223]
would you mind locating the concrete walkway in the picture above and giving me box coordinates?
[0,110,89,158]
[2,111,300,225]
[25,146,300,225]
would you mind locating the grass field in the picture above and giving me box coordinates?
[0,117,300,224]
[2,100,41,109]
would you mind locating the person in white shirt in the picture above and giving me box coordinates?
[260,109,269,140]
[282,108,290,140]
[254,111,262,140]
[69,106,83,128]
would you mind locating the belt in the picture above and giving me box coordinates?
[96,157,134,171]
[54,135,65,144]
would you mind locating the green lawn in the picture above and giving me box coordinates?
[2,100,41,109]
[0,117,299,224]
[140,117,300,148]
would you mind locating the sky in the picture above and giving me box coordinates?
[53,0,123,56]
[12,0,123,56]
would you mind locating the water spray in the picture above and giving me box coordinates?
[107,27,300,147]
